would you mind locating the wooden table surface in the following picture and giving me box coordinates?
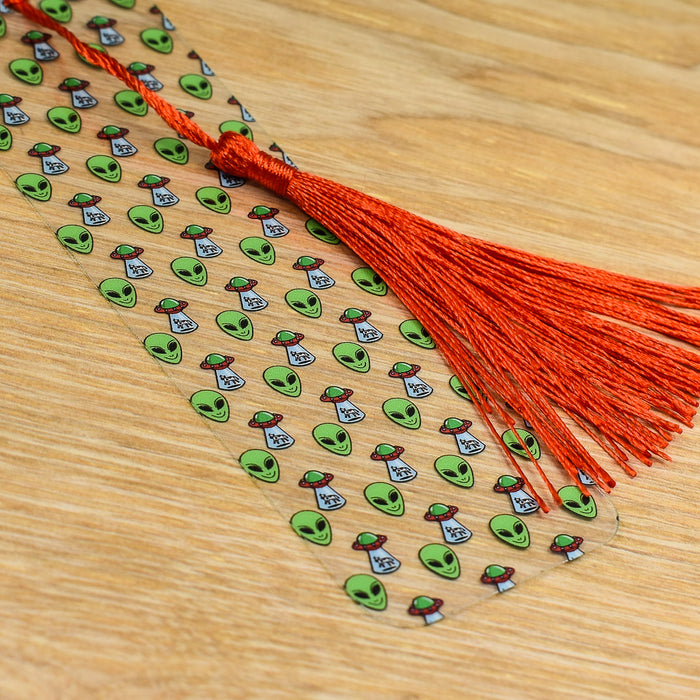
[1,1,699,697]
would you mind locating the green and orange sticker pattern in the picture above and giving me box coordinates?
[0,1,617,626]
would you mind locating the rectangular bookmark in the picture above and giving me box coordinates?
[0,0,618,627]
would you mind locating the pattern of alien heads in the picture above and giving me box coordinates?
[0,0,618,627]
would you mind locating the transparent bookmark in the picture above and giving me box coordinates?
[0,2,617,627]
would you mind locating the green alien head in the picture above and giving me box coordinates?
[216,310,254,341]
[140,28,173,54]
[153,136,188,164]
[344,573,387,611]
[502,428,541,460]
[86,154,121,183]
[434,455,474,488]
[351,267,388,296]
[399,319,436,349]
[332,342,370,373]
[312,423,352,456]
[179,73,212,99]
[285,289,321,318]
[143,332,182,364]
[363,482,404,516]
[218,119,254,140]
[39,0,72,23]
[382,397,421,430]
[171,257,207,286]
[489,513,530,548]
[128,205,163,233]
[108,0,135,8]
[9,58,43,86]
[290,510,331,546]
[558,485,598,519]
[47,106,81,134]
[55,224,93,254]
[239,236,275,265]
[196,186,230,214]
[15,173,51,201]
[239,448,279,483]
[263,366,301,397]
[0,126,11,151]
[114,89,148,116]
[98,278,136,308]
[305,218,339,245]
[449,375,476,402]
[0,16,4,39]
[418,543,460,580]
[190,389,229,423]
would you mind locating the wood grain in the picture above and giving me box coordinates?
[1,1,699,697]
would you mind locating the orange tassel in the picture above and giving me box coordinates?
[9,0,700,504]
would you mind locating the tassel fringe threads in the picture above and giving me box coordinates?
[9,0,700,507]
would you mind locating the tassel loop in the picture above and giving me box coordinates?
[210,132,296,197]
